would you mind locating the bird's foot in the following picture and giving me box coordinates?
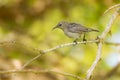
[83,34,87,44]
[73,40,78,46]
[95,36,100,45]
[83,38,87,45]
[83,38,87,42]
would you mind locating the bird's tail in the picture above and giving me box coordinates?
[92,29,99,32]
[91,29,99,32]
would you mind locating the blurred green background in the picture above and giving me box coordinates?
[0,0,120,80]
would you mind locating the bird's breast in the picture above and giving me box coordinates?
[64,30,80,38]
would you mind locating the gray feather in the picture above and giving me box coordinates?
[67,23,90,33]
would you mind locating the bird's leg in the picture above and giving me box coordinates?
[95,36,100,45]
[73,38,78,45]
[83,33,87,41]
[83,33,87,45]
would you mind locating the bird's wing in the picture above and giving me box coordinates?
[67,23,89,33]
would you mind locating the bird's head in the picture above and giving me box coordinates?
[52,21,68,30]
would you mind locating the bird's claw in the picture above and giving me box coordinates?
[83,38,87,45]
[73,40,78,46]
[83,38,87,42]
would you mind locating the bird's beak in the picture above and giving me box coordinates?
[52,26,58,31]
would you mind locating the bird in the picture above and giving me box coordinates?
[52,21,99,43]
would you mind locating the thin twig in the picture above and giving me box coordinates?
[86,8,120,79]
[0,69,84,80]
[104,4,120,15]
[0,41,16,46]
[22,40,99,69]
[105,42,120,46]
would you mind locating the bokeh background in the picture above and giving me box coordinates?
[0,0,120,80]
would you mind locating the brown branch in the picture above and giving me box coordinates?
[0,69,84,80]
[86,8,120,79]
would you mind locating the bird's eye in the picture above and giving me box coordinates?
[58,23,62,26]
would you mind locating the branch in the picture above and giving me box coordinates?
[22,40,99,69]
[1,40,120,70]
[104,4,120,15]
[0,41,16,46]
[0,69,85,80]
[105,42,120,46]
[86,8,120,79]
